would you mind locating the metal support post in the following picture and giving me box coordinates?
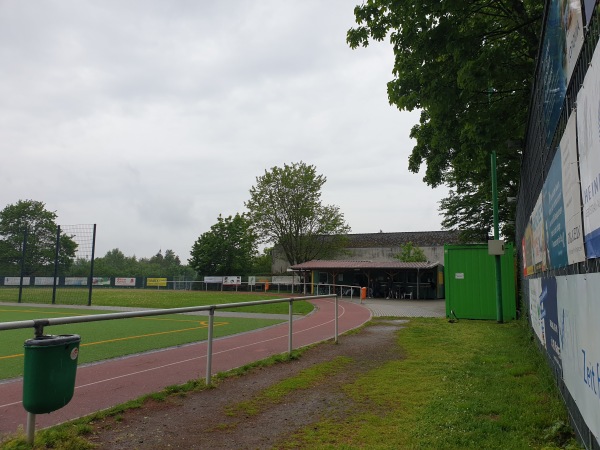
[26,412,35,444]
[335,295,339,344]
[206,307,215,385]
[288,299,293,354]
[491,151,504,323]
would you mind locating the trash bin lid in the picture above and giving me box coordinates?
[24,334,81,347]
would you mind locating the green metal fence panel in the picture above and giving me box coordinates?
[444,244,516,320]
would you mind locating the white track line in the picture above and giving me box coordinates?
[0,300,352,409]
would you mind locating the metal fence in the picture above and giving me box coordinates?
[0,294,340,443]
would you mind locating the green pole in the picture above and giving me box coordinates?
[491,151,504,323]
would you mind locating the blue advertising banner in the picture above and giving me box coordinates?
[541,277,562,374]
[543,150,569,268]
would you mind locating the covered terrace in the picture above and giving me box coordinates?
[290,260,444,300]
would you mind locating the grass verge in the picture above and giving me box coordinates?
[280,318,581,449]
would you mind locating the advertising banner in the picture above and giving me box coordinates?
[543,150,569,268]
[4,277,29,286]
[34,277,56,286]
[560,112,586,264]
[529,277,545,346]
[563,0,584,82]
[223,276,241,285]
[147,278,167,287]
[115,277,136,287]
[204,276,223,284]
[584,0,597,25]
[65,277,87,286]
[272,275,300,284]
[531,195,547,273]
[541,277,562,374]
[92,277,111,286]
[577,43,600,257]
[540,0,568,146]
[558,274,600,438]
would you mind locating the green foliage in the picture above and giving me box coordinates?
[347,1,543,241]
[86,248,194,278]
[251,246,273,275]
[189,213,257,276]
[0,200,77,276]
[394,241,427,262]
[245,162,351,265]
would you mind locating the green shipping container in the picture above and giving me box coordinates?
[444,244,516,320]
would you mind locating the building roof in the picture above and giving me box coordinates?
[290,260,440,271]
[343,230,463,248]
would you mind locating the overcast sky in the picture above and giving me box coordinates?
[0,1,449,261]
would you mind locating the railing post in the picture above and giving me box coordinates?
[288,298,293,354]
[206,307,215,385]
[335,295,339,344]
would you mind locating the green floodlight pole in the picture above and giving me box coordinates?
[491,151,504,323]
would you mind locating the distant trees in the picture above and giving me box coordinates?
[394,242,427,263]
[0,200,77,276]
[245,162,350,265]
[89,248,194,278]
[189,214,258,276]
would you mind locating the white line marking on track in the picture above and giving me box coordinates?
[0,299,354,409]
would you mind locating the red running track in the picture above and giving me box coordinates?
[0,298,370,437]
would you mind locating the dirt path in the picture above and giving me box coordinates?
[87,319,407,449]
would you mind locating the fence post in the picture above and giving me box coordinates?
[335,295,339,344]
[18,228,28,303]
[52,226,61,304]
[87,224,97,306]
[288,299,293,354]
[206,307,215,385]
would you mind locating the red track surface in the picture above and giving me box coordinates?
[0,298,370,437]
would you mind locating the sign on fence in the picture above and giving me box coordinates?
[147,278,167,287]
[34,277,56,286]
[115,277,136,287]
[223,276,241,285]
[4,277,29,286]
[65,277,87,286]
[204,276,223,284]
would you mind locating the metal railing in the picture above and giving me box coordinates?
[1,294,339,443]
[0,294,339,386]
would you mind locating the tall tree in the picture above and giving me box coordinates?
[347,1,542,241]
[189,214,257,276]
[245,162,351,265]
[0,200,77,275]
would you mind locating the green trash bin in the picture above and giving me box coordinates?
[23,334,81,414]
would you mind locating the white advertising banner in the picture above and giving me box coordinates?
[34,277,56,286]
[65,277,87,286]
[558,274,600,438]
[204,276,223,284]
[528,277,545,347]
[4,277,29,286]
[93,277,111,286]
[223,276,241,285]
[564,0,584,83]
[577,43,600,257]
[115,277,136,287]
[272,275,300,284]
[560,112,586,264]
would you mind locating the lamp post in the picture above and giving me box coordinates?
[491,151,504,323]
